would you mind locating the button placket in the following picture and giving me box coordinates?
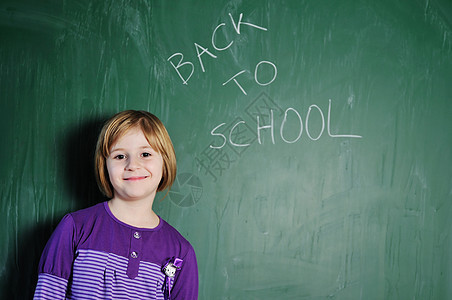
[126,230,143,279]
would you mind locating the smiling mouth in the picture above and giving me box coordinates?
[124,176,149,181]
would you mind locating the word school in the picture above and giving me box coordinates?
[210,100,363,149]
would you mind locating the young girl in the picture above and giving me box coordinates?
[34,110,198,300]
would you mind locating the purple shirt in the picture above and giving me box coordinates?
[34,202,198,300]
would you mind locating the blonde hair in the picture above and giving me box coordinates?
[94,110,176,198]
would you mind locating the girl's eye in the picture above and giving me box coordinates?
[114,154,125,160]
[142,152,151,158]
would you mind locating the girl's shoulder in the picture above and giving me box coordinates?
[65,201,107,229]
[159,218,187,237]
[69,201,105,217]
[154,218,194,251]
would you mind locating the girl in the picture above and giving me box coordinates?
[34,110,198,299]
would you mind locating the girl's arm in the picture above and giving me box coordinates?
[171,245,199,300]
[33,214,76,300]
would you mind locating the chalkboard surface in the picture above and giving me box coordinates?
[1,0,451,299]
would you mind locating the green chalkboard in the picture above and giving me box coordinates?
[1,0,451,299]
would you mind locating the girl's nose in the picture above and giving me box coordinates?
[125,156,140,170]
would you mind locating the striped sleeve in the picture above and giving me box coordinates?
[34,214,77,299]
[34,273,68,300]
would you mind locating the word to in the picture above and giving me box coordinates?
[210,99,362,149]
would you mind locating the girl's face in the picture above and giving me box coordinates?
[106,127,163,203]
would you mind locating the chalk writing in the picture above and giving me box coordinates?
[195,93,271,181]
[173,11,365,181]
[196,117,257,181]
[210,99,362,149]
[167,12,272,93]
[223,61,278,95]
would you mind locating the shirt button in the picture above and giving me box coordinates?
[131,251,138,259]
[133,232,141,239]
